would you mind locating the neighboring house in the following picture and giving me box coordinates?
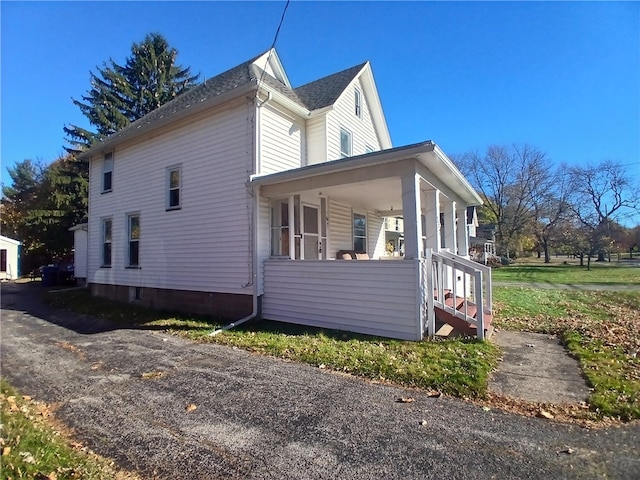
[0,235,21,280]
[78,49,492,340]
[69,223,88,286]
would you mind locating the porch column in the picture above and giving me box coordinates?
[401,173,423,259]
[443,199,457,254]
[288,195,295,259]
[424,189,441,252]
[457,206,470,257]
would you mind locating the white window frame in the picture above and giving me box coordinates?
[340,127,352,158]
[354,88,362,118]
[101,218,112,267]
[127,213,140,268]
[102,153,113,193]
[352,211,367,253]
[166,165,182,210]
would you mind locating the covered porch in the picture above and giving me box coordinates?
[251,141,492,341]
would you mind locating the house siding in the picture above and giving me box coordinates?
[326,77,382,161]
[262,260,421,340]
[0,236,20,280]
[306,116,326,166]
[88,101,255,297]
[260,103,305,174]
[73,228,88,280]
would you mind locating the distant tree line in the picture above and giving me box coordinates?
[1,33,198,274]
[456,144,640,269]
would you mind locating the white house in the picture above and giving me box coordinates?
[78,49,492,340]
[0,235,21,281]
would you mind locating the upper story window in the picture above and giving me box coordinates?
[167,165,181,210]
[340,128,352,158]
[102,153,113,193]
[101,218,112,267]
[354,89,362,118]
[127,214,140,268]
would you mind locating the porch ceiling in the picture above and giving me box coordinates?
[251,141,483,209]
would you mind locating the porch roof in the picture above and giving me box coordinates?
[250,141,483,211]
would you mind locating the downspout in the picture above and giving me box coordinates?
[210,92,271,336]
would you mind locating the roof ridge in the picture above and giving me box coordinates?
[293,61,368,110]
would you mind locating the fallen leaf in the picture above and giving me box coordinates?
[558,447,574,455]
[2,446,11,456]
[318,364,326,369]
[482,406,491,412]
[525,343,536,348]
[426,391,442,398]
[419,419,428,426]
[537,409,554,420]
[185,404,197,412]
[396,397,415,403]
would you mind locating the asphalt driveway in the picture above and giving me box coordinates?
[1,282,639,479]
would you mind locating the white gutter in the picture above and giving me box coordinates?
[210,93,270,336]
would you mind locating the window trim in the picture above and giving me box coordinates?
[340,127,352,158]
[166,165,182,211]
[127,213,141,268]
[101,218,112,268]
[102,153,113,193]
[354,88,362,118]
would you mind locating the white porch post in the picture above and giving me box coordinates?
[457,206,470,258]
[443,199,457,254]
[401,173,423,259]
[288,195,295,259]
[424,189,441,252]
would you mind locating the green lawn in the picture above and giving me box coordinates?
[492,261,640,285]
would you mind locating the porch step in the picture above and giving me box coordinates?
[434,295,493,339]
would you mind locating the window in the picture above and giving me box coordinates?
[102,153,113,192]
[0,249,6,272]
[167,166,181,210]
[340,128,352,158]
[354,89,362,118]
[101,219,112,267]
[127,214,140,267]
[353,213,367,252]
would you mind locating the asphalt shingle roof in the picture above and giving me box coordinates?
[80,51,366,157]
[293,62,367,110]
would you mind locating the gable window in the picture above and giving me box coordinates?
[102,153,113,192]
[101,218,112,267]
[353,212,367,252]
[167,165,181,210]
[354,89,362,118]
[340,128,352,158]
[127,214,140,268]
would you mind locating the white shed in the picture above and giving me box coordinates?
[69,223,88,286]
[0,235,21,280]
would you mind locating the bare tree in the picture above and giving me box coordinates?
[458,144,549,259]
[568,161,639,269]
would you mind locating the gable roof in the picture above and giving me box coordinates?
[293,63,367,110]
[79,49,390,159]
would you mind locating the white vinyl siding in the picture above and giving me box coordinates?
[263,260,421,340]
[260,104,305,174]
[328,199,352,256]
[87,100,254,294]
[306,116,327,166]
[326,78,381,161]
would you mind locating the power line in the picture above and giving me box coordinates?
[256,0,291,95]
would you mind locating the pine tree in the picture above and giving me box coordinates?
[64,33,199,153]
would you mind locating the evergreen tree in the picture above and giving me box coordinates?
[64,33,199,153]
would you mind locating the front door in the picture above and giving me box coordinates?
[302,204,320,259]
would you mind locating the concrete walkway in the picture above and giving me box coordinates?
[494,281,640,291]
[489,331,591,404]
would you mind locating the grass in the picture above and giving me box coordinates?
[493,286,640,421]
[0,378,139,480]
[491,259,640,285]
[45,289,500,398]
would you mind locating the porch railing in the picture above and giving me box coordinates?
[423,249,493,340]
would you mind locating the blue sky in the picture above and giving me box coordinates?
[2,1,639,203]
